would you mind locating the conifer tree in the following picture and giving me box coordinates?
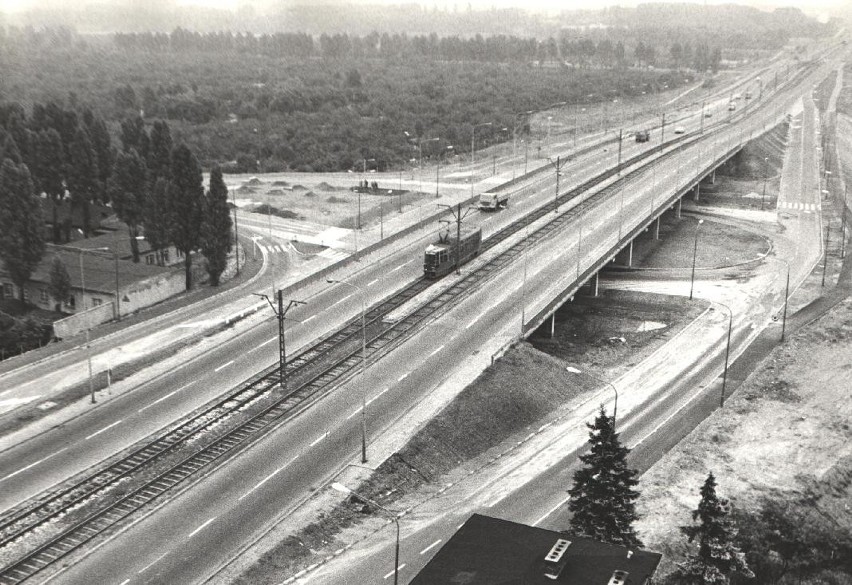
[48,256,72,312]
[108,148,147,262]
[0,160,45,300]
[200,166,232,286]
[143,176,171,266]
[167,144,203,288]
[568,406,642,547]
[671,473,753,585]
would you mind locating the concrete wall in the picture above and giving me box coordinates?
[122,269,185,315]
[53,303,115,339]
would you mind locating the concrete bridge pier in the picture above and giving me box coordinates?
[654,216,661,240]
[694,182,701,203]
[677,197,682,218]
[614,240,634,267]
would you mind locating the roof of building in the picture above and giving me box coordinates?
[1,247,171,295]
[409,514,662,585]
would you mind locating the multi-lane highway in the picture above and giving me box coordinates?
[0,45,840,584]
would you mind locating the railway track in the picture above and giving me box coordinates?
[0,61,819,583]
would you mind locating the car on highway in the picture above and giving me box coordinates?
[728,102,737,111]
[704,111,713,117]
[674,126,686,134]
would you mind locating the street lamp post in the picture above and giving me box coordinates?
[761,157,769,210]
[70,245,109,403]
[689,219,705,300]
[255,291,305,390]
[717,301,733,407]
[566,366,618,430]
[327,278,368,463]
[331,483,401,585]
[470,122,493,198]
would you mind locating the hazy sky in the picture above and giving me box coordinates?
[0,0,845,15]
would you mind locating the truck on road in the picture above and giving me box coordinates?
[478,190,510,211]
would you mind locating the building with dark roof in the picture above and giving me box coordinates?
[410,514,662,585]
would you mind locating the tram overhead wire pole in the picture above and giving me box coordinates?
[255,292,306,391]
[689,219,704,300]
[716,301,734,408]
[546,156,569,214]
[437,202,476,275]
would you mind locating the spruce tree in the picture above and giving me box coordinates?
[143,176,171,266]
[108,149,147,262]
[0,160,46,300]
[671,473,753,585]
[200,166,232,286]
[48,256,72,312]
[568,406,642,547]
[167,144,204,289]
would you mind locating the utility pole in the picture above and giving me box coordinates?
[231,188,240,277]
[437,202,476,275]
[547,156,568,213]
[256,292,306,389]
[617,128,623,171]
[660,112,666,147]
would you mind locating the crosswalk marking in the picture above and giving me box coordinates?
[777,201,818,211]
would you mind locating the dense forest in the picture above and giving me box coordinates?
[0,1,831,173]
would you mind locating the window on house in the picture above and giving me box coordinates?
[2,283,13,298]
[22,288,28,301]
[65,296,75,309]
[40,289,49,303]
[162,249,169,263]
[92,298,102,306]
[146,255,154,265]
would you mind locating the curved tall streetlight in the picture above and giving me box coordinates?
[327,278,368,464]
[715,301,734,408]
[566,366,619,430]
[689,219,704,300]
[331,482,401,585]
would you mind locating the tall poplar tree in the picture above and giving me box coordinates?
[200,166,232,286]
[568,406,642,547]
[143,176,171,266]
[36,129,66,243]
[66,125,100,238]
[147,120,172,183]
[108,148,147,262]
[671,473,752,585]
[167,144,203,288]
[0,160,45,300]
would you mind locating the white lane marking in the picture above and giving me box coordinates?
[303,315,317,324]
[119,580,130,585]
[465,318,478,329]
[188,517,216,538]
[487,493,505,508]
[398,373,408,382]
[383,564,406,579]
[0,447,68,484]
[309,432,329,447]
[389,260,414,274]
[420,539,442,555]
[85,420,123,441]
[329,295,350,310]
[367,278,379,286]
[533,494,571,526]
[428,345,445,358]
[365,387,389,407]
[346,408,361,420]
[137,552,168,574]
[256,336,278,348]
[138,381,198,413]
[214,360,235,372]
[238,455,299,501]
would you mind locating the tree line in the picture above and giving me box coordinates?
[0,102,234,304]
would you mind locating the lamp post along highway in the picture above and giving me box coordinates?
[327,278,368,463]
[331,483,401,585]
[566,366,618,430]
[689,219,704,300]
[717,302,733,408]
[470,122,492,198]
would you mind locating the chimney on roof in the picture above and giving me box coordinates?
[543,538,571,580]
